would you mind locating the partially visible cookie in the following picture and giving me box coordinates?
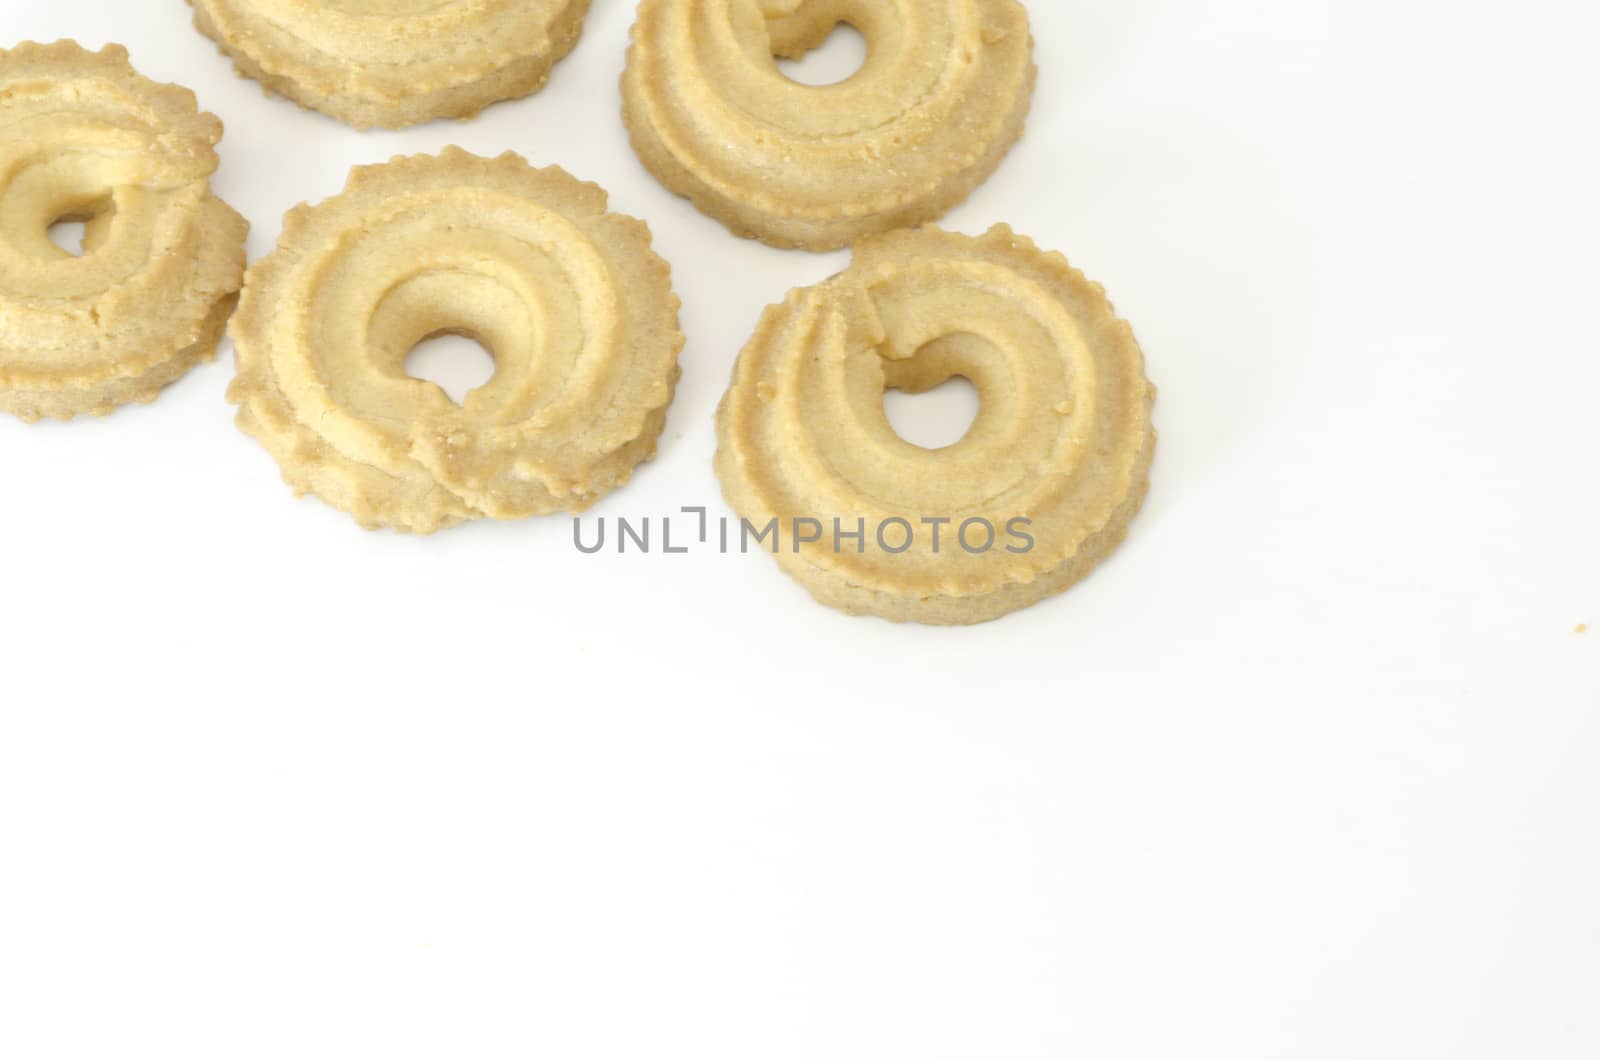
[623,0,1035,251]
[229,149,684,533]
[0,41,247,423]
[188,0,592,129]
[716,225,1157,625]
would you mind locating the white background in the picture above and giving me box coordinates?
[2,1,1597,1057]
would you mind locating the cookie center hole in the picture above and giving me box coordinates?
[884,376,981,450]
[775,21,868,86]
[45,197,113,258]
[405,332,496,404]
[49,218,89,256]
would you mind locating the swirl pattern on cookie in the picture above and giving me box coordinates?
[0,41,247,423]
[189,0,592,129]
[229,149,684,534]
[716,225,1156,624]
[623,0,1035,251]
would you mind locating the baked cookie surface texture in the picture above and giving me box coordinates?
[188,0,592,129]
[0,41,247,423]
[716,225,1156,625]
[230,149,684,534]
[623,0,1036,251]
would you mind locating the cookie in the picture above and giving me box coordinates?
[715,225,1156,624]
[0,41,247,423]
[188,0,592,130]
[229,149,684,534]
[622,0,1035,251]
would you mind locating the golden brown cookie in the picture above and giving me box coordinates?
[623,0,1035,251]
[716,225,1156,625]
[188,0,592,129]
[0,41,247,423]
[229,149,684,534]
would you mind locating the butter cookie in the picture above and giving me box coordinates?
[0,41,247,423]
[189,0,591,129]
[623,0,1035,251]
[716,225,1155,624]
[229,149,684,533]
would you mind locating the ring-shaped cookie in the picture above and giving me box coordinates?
[188,0,592,129]
[623,0,1035,251]
[0,41,248,423]
[229,149,684,534]
[716,225,1157,625]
